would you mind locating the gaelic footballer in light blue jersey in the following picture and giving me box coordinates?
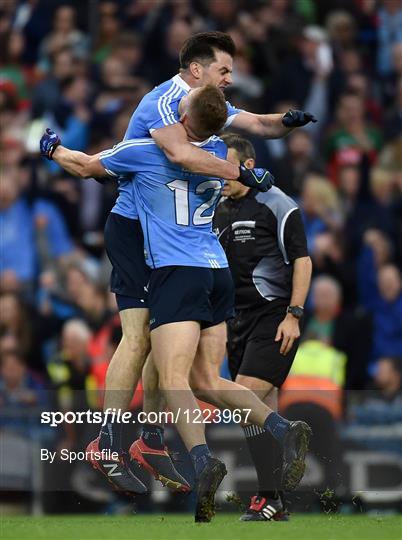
[124,74,242,138]
[110,74,242,221]
[99,136,228,270]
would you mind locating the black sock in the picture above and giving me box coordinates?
[243,425,280,500]
[99,420,122,453]
[141,423,164,450]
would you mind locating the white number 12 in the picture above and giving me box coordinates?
[167,179,222,226]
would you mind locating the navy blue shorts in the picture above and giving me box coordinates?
[104,213,150,310]
[148,266,235,331]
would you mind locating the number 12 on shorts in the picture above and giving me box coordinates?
[167,179,222,226]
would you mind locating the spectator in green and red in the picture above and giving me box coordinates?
[0,30,35,110]
[324,90,383,184]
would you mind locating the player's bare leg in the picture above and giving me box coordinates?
[104,308,151,413]
[190,324,311,491]
[190,323,273,425]
[150,321,206,450]
[86,308,150,494]
[150,320,227,522]
[130,352,190,492]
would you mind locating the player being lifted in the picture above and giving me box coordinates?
[40,85,312,522]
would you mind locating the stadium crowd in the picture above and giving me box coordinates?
[1,0,402,511]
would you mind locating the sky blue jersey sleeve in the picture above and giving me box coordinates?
[98,139,157,177]
[224,100,243,128]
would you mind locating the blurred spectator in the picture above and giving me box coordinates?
[0,165,75,293]
[300,174,343,254]
[31,47,77,118]
[0,293,32,358]
[11,0,53,66]
[304,275,371,389]
[325,90,383,182]
[0,30,33,109]
[374,356,402,400]
[338,164,362,217]
[326,10,357,57]
[0,168,35,291]
[0,349,49,438]
[237,0,304,80]
[345,71,382,126]
[63,261,117,389]
[47,318,94,412]
[271,129,324,197]
[37,4,88,72]
[381,42,402,108]
[347,357,402,454]
[157,18,193,82]
[376,0,402,76]
[268,24,333,121]
[358,231,402,366]
[93,3,122,64]
[45,75,91,175]
[366,167,399,239]
[47,319,98,458]
[205,0,239,30]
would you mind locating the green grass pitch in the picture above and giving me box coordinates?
[1,514,401,540]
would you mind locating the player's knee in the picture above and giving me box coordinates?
[190,370,218,400]
[123,332,150,359]
[158,371,189,391]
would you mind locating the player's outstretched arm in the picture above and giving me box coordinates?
[230,109,317,139]
[40,128,106,179]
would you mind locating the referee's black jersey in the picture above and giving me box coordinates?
[213,186,308,310]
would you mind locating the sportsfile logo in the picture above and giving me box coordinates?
[40,407,252,427]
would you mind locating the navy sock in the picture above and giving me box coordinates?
[190,444,211,479]
[141,423,164,450]
[264,412,290,443]
[99,421,122,453]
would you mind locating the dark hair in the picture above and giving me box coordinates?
[220,133,256,162]
[188,85,228,138]
[180,32,236,70]
[339,89,363,102]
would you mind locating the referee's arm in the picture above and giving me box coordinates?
[275,210,312,355]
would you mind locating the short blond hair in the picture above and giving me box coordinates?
[303,174,340,213]
[370,168,393,191]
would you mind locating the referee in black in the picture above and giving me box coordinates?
[213,134,312,521]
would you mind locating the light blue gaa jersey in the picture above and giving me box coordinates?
[111,74,242,220]
[99,137,229,270]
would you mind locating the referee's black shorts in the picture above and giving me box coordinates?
[227,298,301,388]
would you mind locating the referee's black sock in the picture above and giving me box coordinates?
[243,425,280,500]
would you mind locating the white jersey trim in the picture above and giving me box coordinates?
[172,74,191,93]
